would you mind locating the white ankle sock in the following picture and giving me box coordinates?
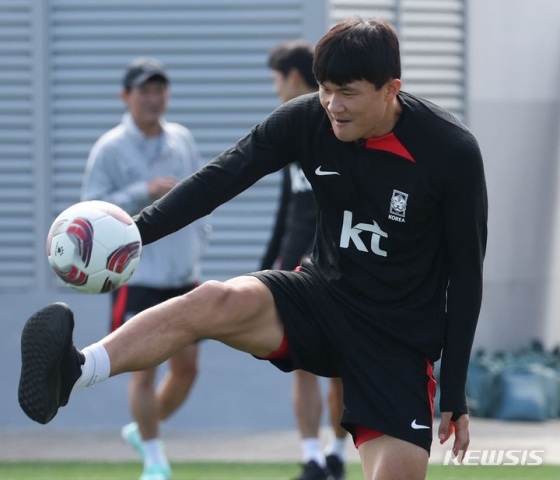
[72,343,111,391]
[301,437,325,467]
[144,438,168,467]
[324,436,347,462]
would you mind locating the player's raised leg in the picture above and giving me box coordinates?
[18,275,284,424]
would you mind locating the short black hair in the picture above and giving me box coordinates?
[267,40,317,90]
[313,18,401,90]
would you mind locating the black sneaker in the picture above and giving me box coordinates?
[325,455,346,480]
[18,302,84,424]
[293,460,333,480]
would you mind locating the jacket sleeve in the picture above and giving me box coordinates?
[260,166,291,269]
[438,134,488,419]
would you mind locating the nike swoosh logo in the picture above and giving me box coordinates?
[315,166,340,176]
[411,419,430,430]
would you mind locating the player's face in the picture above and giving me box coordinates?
[272,69,298,104]
[122,80,168,130]
[319,79,401,142]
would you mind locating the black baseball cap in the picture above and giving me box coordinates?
[123,57,169,89]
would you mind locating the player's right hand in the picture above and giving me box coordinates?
[148,176,180,198]
[438,411,470,463]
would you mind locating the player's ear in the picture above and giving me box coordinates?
[287,68,302,87]
[119,89,129,104]
[385,78,401,100]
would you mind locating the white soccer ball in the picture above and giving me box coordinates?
[46,200,142,294]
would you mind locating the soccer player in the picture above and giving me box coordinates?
[81,57,210,480]
[262,40,348,480]
[19,18,487,480]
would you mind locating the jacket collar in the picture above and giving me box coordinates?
[122,112,167,143]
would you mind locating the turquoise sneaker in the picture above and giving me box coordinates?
[122,423,171,479]
[139,463,171,480]
[121,422,145,460]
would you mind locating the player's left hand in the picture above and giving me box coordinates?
[438,412,470,462]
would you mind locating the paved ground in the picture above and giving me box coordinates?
[1,418,560,465]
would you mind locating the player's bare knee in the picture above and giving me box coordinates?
[130,369,156,390]
[186,280,235,334]
[195,279,230,310]
[190,277,269,339]
[171,358,198,379]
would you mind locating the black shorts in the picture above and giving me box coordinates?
[249,264,436,453]
[110,284,197,333]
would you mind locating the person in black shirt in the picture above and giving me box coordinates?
[19,18,487,480]
[262,40,347,480]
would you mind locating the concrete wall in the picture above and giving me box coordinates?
[467,0,560,351]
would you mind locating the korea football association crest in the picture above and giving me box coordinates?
[389,189,408,223]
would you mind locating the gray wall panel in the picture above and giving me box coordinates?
[0,0,35,288]
[48,0,316,281]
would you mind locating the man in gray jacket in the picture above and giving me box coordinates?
[81,57,210,480]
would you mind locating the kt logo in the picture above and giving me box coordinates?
[339,210,388,257]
